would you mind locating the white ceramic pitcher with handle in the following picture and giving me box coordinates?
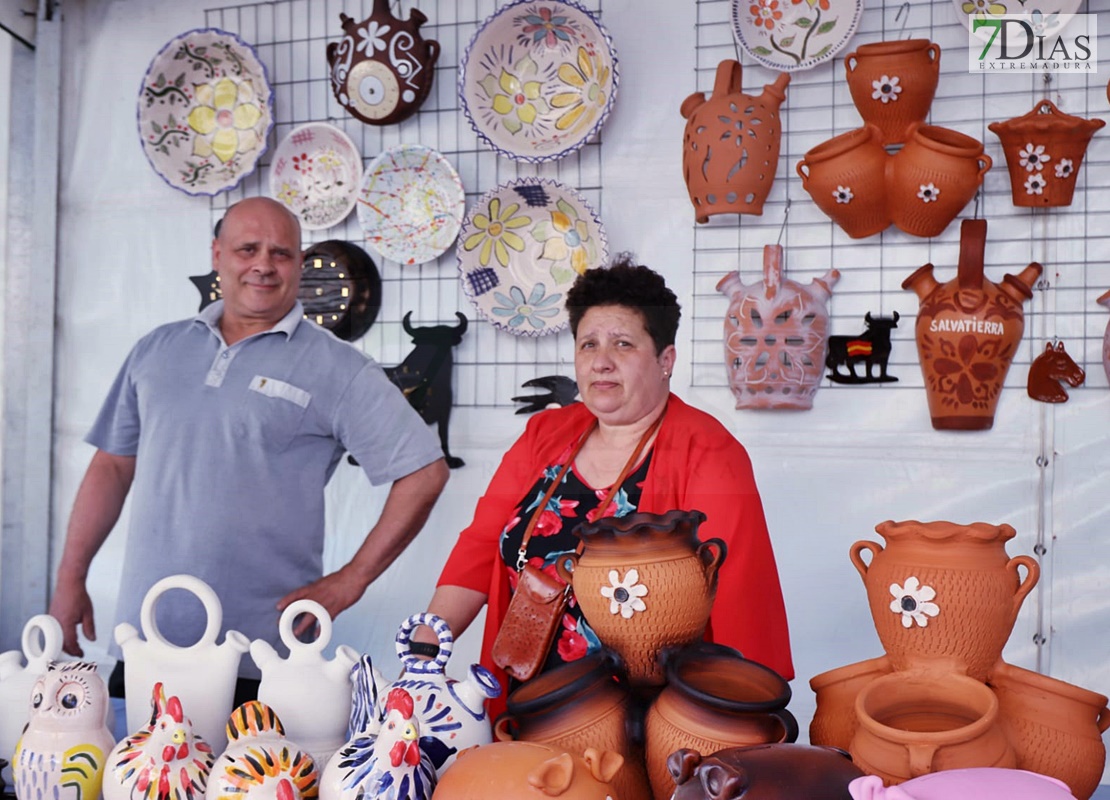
[114,574,249,754]
[251,598,359,766]
[0,614,64,782]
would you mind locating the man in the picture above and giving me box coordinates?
[48,197,449,698]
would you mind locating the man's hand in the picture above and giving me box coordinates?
[276,565,368,637]
[49,574,96,657]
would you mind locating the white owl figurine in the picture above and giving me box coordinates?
[103,681,215,800]
[13,660,116,800]
[206,701,319,800]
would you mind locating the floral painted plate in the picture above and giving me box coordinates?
[953,0,1081,41]
[458,178,608,336]
[357,144,465,266]
[138,28,273,196]
[730,0,862,71]
[460,0,619,163]
[269,123,362,231]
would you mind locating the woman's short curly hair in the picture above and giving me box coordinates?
[565,253,681,354]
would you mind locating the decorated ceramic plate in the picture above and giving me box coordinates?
[357,145,465,266]
[953,0,1081,41]
[730,0,862,71]
[138,28,273,196]
[458,178,608,336]
[269,123,362,231]
[460,0,619,163]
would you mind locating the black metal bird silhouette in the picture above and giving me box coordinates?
[512,375,580,415]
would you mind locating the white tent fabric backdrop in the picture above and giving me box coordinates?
[37,0,1110,785]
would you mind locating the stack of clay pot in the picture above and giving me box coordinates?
[810,519,1110,799]
[797,39,991,238]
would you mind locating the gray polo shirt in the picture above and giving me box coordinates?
[89,301,442,677]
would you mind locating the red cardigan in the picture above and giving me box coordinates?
[437,394,794,716]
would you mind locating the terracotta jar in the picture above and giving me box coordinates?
[844,39,941,146]
[850,671,1016,784]
[717,244,840,409]
[644,643,798,800]
[809,654,893,751]
[888,124,991,238]
[561,509,725,686]
[494,649,651,800]
[797,125,890,238]
[1099,289,1110,385]
[987,660,1110,800]
[432,741,623,799]
[849,519,1039,681]
[988,99,1104,208]
[902,219,1042,430]
[680,60,790,221]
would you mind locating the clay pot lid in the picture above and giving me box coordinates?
[664,642,792,713]
[573,508,707,543]
[505,648,628,716]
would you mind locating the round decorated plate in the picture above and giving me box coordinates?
[460,0,619,163]
[730,0,862,71]
[954,0,1081,41]
[458,178,608,336]
[138,28,273,196]
[269,123,362,231]
[357,145,465,266]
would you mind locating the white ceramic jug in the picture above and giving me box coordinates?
[251,598,359,766]
[0,615,64,782]
[114,574,249,754]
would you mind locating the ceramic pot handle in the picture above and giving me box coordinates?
[555,553,579,584]
[976,153,993,180]
[697,538,728,589]
[774,707,800,743]
[278,598,331,654]
[927,43,941,65]
[425,39,441,65]
[493,713,517,742]
[907,743,937,777]
[1007,554,1040,616]
[849,541,882,582]
[396,612,453,674]
[844,51,858,73]
[22,614,63,664]
[712,60,742,99]
[796,161,810,184]
[139,574,222,649]
[1098,705,1110,734]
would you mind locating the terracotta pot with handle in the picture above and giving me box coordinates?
[797,124,890,238]
[844,39,941,146]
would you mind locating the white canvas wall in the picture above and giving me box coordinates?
[19,0,1110,784]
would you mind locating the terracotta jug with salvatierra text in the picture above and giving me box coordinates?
[901,219,1041,430]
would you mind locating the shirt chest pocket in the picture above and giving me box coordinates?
[238,375,312,453]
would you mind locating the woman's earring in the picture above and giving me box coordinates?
[662,370,670,379]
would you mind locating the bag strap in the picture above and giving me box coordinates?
[515,406,667,571]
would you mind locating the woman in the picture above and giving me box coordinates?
[424,256,792,711]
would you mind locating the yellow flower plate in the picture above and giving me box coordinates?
[458,178,608,336]
[460,0,619,163]
[138,28,273,196]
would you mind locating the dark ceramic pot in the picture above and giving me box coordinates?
[668,743,864,800]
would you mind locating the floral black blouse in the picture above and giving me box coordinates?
[499,441,652,676]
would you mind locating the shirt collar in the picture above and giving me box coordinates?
[195,299,305,343]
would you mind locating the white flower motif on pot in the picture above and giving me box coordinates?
[1055,158,1074,178]
[917,183,940,203]
[833,185,854,204]
[1019,142,1049,171]
[600,568,648,619]
[871,75,902,103]
[888,576,939,628]
[1024,173,1046,195]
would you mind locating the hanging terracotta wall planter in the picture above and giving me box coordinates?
[844,39,941,146]
[902,219,1040,430]
[717,244,840,410]
[988,99,1104,208]
[680,60,790,221]
[797,124,889,239]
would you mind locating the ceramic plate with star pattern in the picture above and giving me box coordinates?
[457,178,608,337]
[730,0,862,71]
[138,28,273,196]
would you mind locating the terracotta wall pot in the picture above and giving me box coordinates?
[797,125,889,239]
[1099,289,1110,385]
[849,519,1039,680]
[680,60,790,221]
[988,99,1105,208]
[902,219,1041,430]
[562,510,725,686]
[809,654,893,751]
[850,671,1016,784]
[888,124,991,238]
[717,244,839,409]
[987,660,1110,800]
[645,644,797,800]
[844,39,941,146]
[495,649,651,800]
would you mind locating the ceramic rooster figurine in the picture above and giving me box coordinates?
[205,701,318,800]
[320,688,435,800]
[103,682,214,800]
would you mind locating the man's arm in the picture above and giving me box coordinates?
[49,449,136,656]
[278,458,449,633]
